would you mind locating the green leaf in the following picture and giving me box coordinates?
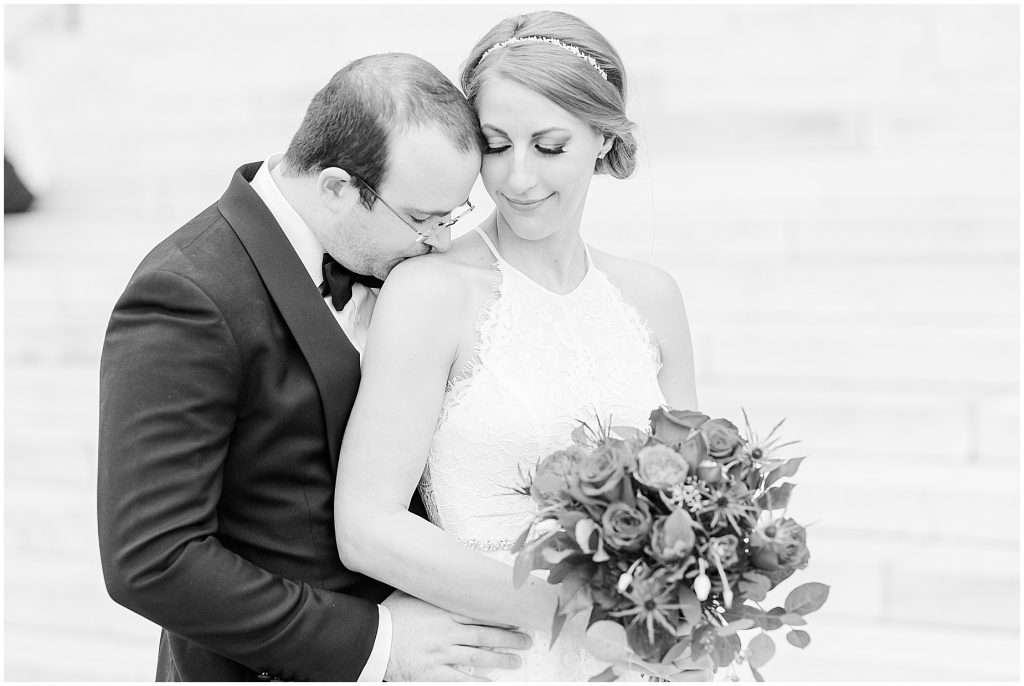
[558,563,596,605]
[689,624,716,662]
[784,582,830,615]
[764,456,806,488]
[787,629,811,648]
[550,602,569,649]
[780,612,807,626]
[662,639,691,664]
[510,524,532,554]
[548,554,589,584]
[751,665,765,682]
[715,618,756,636]
[738,572,772,602]
[512,530,557,589]
[710,633,741,668]
[611,425,647,442]
[747,633,775,669]
[677,584,703,625]
[584,620,629,663]
[588,665,617,682]
[755,482,795,510]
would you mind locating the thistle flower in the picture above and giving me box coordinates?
[699,481,759,533]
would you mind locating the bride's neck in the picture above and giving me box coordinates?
[490,214,588,294]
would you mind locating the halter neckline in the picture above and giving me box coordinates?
[472,226,595,297]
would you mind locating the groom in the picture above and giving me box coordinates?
[98,54,529,681]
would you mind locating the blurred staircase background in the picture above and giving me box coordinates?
[4,5,1018,681]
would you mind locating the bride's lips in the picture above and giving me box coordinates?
[501,193,552,211]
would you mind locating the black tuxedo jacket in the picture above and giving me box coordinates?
[98,163,424,681]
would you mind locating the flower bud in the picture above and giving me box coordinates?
[693,573,711,601]
[696,460,722,484]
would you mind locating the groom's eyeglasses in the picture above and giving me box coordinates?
[348,172,475,243]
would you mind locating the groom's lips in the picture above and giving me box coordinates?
[502,193,552,211]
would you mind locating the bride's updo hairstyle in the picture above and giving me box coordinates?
[461,11,638,179]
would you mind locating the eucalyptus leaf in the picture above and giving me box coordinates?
[548,554,589,584]
[512,530,557,589]
[558,563,597,605]
[787,630,811,648]
[715,618,756,636]
[510,524,532,555]
[677,584,703,625]
[611,425,647,442]
[710,633,741,668]
[738,573,771,602]
[755,482,795,510]
[550,601,569,649]
[764,456,806,488]
[588,665,617,682]
[662,640,691,664]
[780,612,807,626]
[747,633,775,669]
[689,624,716,662]
[584,620,629,663]
[784,582,830,615]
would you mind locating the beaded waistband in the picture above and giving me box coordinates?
[456,536,515,552]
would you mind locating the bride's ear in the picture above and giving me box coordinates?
[598,135,614,160]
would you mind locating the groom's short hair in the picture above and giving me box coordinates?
[282,53,482,208]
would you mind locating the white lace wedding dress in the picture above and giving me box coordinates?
[419,228,666,681]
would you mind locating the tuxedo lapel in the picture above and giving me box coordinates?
[217,162,359,465]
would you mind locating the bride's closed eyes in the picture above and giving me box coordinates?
[484,142,567,156]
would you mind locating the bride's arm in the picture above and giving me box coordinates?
[626,262,699,411]
[334,256,558,632]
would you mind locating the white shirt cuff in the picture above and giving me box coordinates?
[357,604,392,682]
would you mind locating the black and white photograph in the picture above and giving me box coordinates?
[4,3,1019,682]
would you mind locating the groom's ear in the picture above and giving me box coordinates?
[317,167,358,210]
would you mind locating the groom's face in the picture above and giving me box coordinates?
[330,126,481,280]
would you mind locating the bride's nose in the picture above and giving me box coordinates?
[506,151,537,195]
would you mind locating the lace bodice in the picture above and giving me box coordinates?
[418,228,666,680]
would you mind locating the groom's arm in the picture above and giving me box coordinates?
[97,266,380,681]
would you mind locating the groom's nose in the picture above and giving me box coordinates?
[422,227,452,253]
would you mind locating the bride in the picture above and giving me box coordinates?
[336,10,700,681]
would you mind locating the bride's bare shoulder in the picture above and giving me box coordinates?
[588,247,683,310]
[379,228,499,309]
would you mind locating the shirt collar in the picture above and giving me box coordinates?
[248,153,325,286]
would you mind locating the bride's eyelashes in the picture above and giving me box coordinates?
[483,144,568,156]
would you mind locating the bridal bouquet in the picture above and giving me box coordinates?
[511,408,828,681]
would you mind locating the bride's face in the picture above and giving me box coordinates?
[475,76,608,242]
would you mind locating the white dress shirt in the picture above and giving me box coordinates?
[249,154,391,682]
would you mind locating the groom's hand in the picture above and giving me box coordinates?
[382,590,532,682]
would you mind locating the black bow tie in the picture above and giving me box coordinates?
[320,254,384,311]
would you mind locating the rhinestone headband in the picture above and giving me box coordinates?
[477,35,608,81]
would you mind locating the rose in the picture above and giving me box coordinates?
[649,407,710,446]
[750,518,810,584]
[676,432,709,471]
[636,445,690,490]
[702,418,744,459]
[601,500,653,551]
[648,509,697,562]
[530,447,584,508]
[578,440,634,501]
